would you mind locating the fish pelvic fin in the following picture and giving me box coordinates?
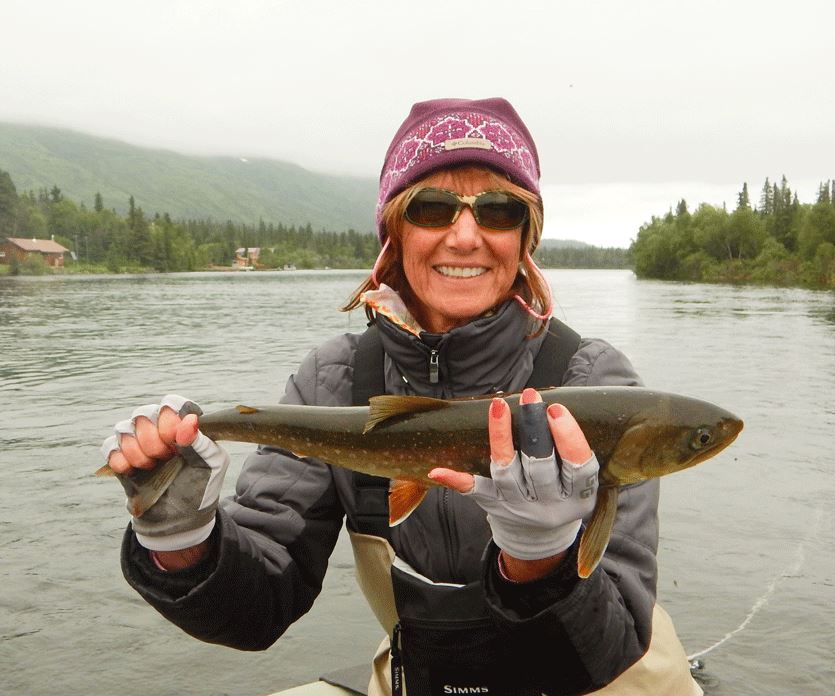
[117,456,185,518]
[236,405,260,414]
[388,479,429,526]
[577,486,619,578]
[95,463,117,476]
[364,395,450,434]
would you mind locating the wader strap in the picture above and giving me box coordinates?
[351,324,391,539]
[352,324,385,407]
[348,317,581,539]
[526,317,582,389]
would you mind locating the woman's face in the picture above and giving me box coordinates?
[400,168,523,333]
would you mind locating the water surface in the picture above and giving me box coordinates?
[1,270,832,695]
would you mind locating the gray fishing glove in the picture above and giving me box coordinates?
[100,394,230,552]
[465,401,599,560]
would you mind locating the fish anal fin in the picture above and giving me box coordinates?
[388,479,429,526]
[365,395,449,434]
[119,456,185,518]
[577,487,619,578]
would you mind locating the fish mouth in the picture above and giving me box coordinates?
[689,416,744,466]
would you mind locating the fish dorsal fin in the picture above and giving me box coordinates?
[577,487,619,578]
[388,479,429,526]
[364,394,450,434]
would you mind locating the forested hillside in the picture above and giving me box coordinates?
[0,169,379,272]
[0,123,377,232]
[630,178,834,289]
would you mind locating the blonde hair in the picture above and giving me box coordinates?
[342,167,550,335]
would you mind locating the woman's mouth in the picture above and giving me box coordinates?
[434,265,488,278]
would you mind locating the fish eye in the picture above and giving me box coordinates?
[690,427,713,450]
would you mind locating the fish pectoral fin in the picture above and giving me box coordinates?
[388,479,429,526]
[364,395,450,434]
[95,463,117,476]
[577,487,619,578]
[236,405,260,414]
[119,456,185,518]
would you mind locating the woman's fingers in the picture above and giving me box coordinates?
[157,406,182,445]
[489,397,514,465]
[117,432,156,470]
[134,416,175,460]
[175,414,200,447]
[106,449,134,475]
[428,467,475,493]
[547,403,593,464]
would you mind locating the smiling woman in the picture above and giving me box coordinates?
[107,97,702,696]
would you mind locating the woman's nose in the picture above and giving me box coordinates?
[445,206,482,250]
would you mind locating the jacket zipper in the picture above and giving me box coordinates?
[428,348,439,384]
[442,487,458,575]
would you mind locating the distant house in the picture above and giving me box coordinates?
[1,237,70,268]
[233,247,260,269]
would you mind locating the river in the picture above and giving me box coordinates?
[1,269,832,695]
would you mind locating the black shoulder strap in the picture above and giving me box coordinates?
[352,324,385,407]
[351,324,391,538]
[526,317,582,389]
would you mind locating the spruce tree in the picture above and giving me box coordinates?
[0,169,18,233]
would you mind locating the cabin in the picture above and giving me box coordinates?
[233,247,261,270]
[1,237,70,268]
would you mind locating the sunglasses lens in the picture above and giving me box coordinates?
[405,189,529,230]
[474,192,528,230]
[405,190,459,227]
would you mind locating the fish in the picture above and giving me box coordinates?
[98,386,743,577]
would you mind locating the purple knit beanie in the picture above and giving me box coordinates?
[376,97,541,242]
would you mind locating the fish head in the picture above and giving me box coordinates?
[605,394,743,485]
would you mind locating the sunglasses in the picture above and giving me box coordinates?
[404,188,529,231]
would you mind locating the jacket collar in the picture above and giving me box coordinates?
[375,300,547,399]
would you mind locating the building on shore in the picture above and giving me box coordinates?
[1,237,70,267]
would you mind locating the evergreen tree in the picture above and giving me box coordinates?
[758,178,773,215]
[817,181,832,205]
[0,169,19,233]
[49,185,63,203]
[94,192,104,212]
[736,182,750,210]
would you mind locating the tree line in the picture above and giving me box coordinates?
[0,168,631,274]
[0,169,381,272]
[629,177,835,289]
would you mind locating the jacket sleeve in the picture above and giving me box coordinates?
[120,345,347,651]
[482,339,660,693]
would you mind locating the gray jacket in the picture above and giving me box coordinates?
[122,301,659,693]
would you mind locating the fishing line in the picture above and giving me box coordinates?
[687,507,824,662]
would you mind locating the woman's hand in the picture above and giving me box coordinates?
[101,395,230,568]
[429,388,599,581]
[104,398,200,476]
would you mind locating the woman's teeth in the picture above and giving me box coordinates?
[435,266,487,278]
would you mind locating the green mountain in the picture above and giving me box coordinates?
[0,122,378,232]
[538,238,591,250]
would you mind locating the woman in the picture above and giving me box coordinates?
[103,98,701,695]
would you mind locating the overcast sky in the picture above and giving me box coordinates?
[1,0,832,247]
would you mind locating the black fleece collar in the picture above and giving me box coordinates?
[376,300,547,399]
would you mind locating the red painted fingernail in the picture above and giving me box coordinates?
[521,387,537,404]
[547,403,564,419]
[490,398,505,418]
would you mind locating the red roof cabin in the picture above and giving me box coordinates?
[1,237,70,268]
